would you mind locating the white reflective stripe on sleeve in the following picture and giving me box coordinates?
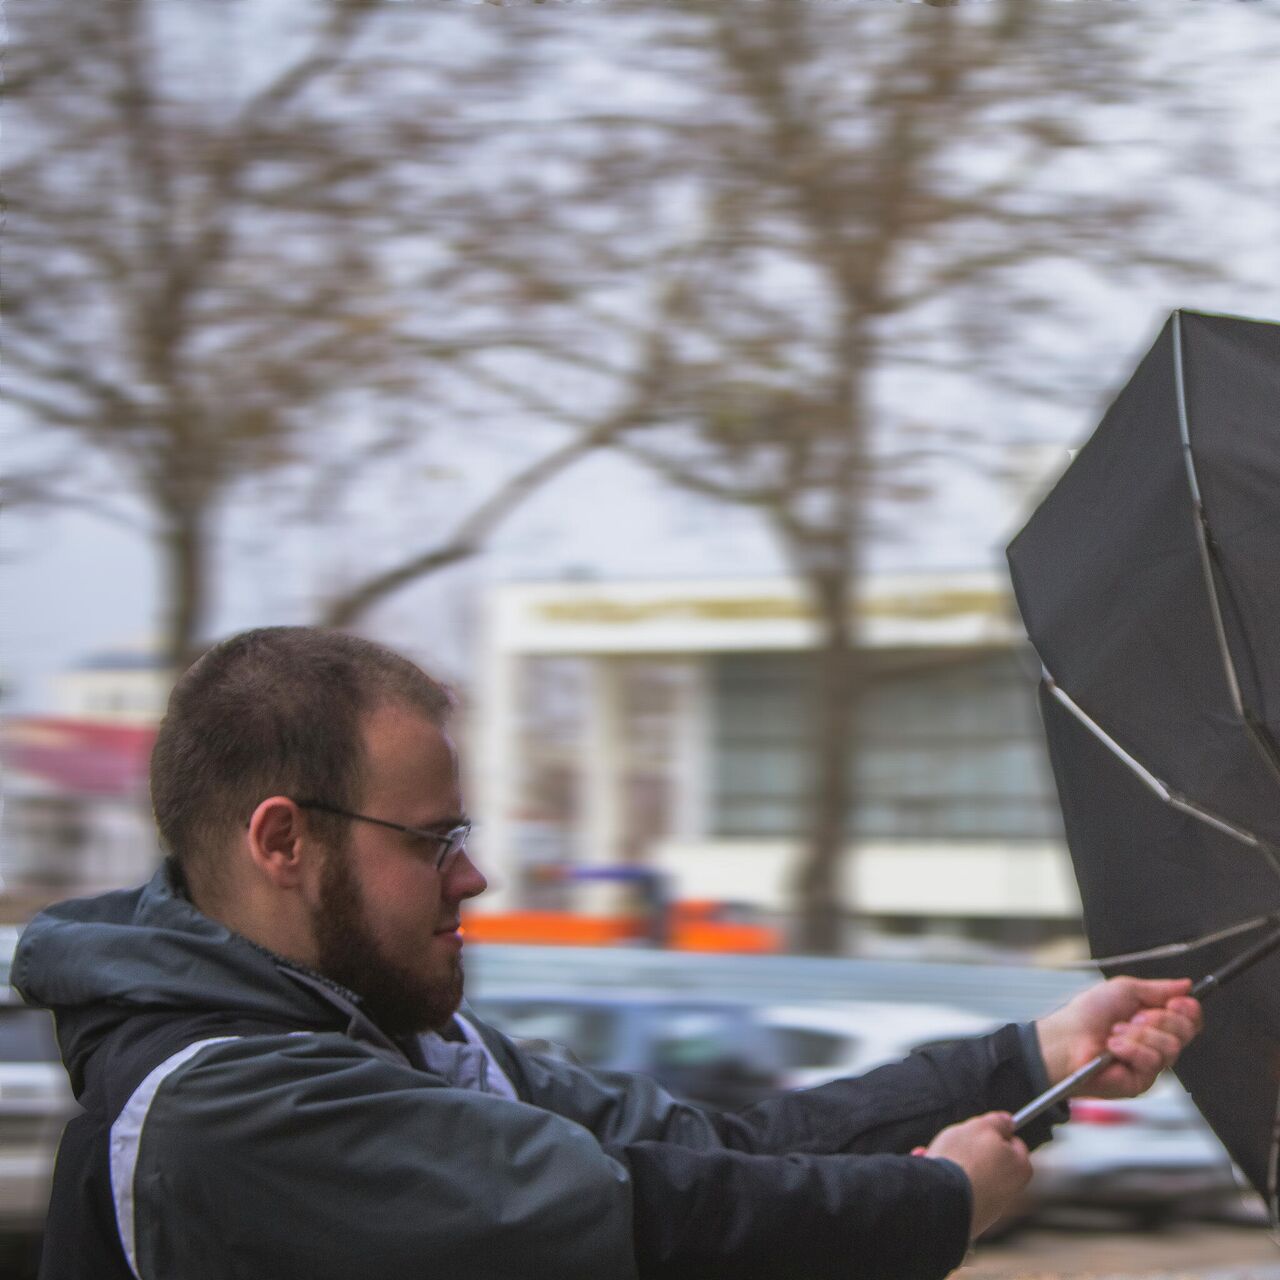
[454,1014,518,1100]
[109,1036,240,1280]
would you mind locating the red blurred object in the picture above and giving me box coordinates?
[1068,1098,1138,1126]
[1,717,156,797]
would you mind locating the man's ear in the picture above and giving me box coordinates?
[246,797,310,889]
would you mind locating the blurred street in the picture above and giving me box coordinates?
[961,1220,1278,1280]
[0,1219,1273,1280]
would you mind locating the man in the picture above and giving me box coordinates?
[16,627,1201,1280]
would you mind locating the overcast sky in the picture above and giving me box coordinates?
[4,0,1279,712]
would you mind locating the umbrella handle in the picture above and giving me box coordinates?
[1013,916,1280,1133]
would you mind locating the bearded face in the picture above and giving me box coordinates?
[312,836,464,1036]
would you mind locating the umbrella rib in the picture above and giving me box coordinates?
[1173,310,1280,790]
[1055,913,1276,969]
[1174,311,1246,717]
[1043,670,1280,880]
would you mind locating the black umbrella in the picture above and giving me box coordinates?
[1006,309,1280,1214]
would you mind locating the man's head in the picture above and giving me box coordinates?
[151,627,487,1032]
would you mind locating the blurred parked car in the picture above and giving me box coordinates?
[1030,1075,1241,1227]
[0,994,75,1239]
[755,1000,997,1089]
[468,990,784,1110]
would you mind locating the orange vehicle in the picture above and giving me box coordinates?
[463,865,781,954]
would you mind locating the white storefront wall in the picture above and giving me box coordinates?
[651,838,1079,918]
[474,573,1078,921]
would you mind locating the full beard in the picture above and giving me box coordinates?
[312,840,463,1036]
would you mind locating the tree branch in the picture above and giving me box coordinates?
[320,419,619,628]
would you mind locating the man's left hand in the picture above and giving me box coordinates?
[1034,977,1203,1099]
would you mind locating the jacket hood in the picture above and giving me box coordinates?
[13,863,347,1095]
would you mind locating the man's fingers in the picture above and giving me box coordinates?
[1168,996,1204,1035]
[1107,1041,1160,1080]
[986,1111,1015,1139]
[1110,1024,1182,1067]
[1114,1017,1184,1052]
[1127,977,1194,1008]
[1130,1006,1200,1045]
[1105,1020,1191,1085]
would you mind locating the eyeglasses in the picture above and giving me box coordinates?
[296,802,471,873]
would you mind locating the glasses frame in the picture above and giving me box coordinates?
[296,802,471,873]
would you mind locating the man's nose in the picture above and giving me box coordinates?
[445,851,487,902]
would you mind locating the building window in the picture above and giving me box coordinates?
[712,651,1063,841]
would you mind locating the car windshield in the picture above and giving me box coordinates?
[766,1026,852,1070]
[475,1001,616,1067]
[652,1009,742,1067]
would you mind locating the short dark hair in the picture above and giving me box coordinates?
[151,627,452,902]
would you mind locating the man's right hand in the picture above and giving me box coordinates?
[922,1111,1032,1239]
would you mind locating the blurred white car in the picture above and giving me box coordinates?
[756,1000,997,1089]
[1031,1075,1242,1227]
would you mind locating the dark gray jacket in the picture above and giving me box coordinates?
[16,866,1061,1279]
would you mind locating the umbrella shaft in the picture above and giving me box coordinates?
[1189,921,1280,995]
[1012,1050,1115,1131]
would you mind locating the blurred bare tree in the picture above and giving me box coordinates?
[2,0,668,669]
[8,0,1277,952]
[532,0,1272,951]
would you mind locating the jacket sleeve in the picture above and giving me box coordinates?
[618,1140,972,1280]
[473,1019,1060,1280]
[622,1026,1052,1280]
[483,1018,1061,1155]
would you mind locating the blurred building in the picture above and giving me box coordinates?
[0,649,165,919]
[474,571,1081,952]
[52,646,170,724]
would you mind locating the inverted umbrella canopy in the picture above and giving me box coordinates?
[1007,309,1280,1212]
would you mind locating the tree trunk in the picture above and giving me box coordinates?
[793,565,861,955]
[158,499,206,677]
[791,310,870,955]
